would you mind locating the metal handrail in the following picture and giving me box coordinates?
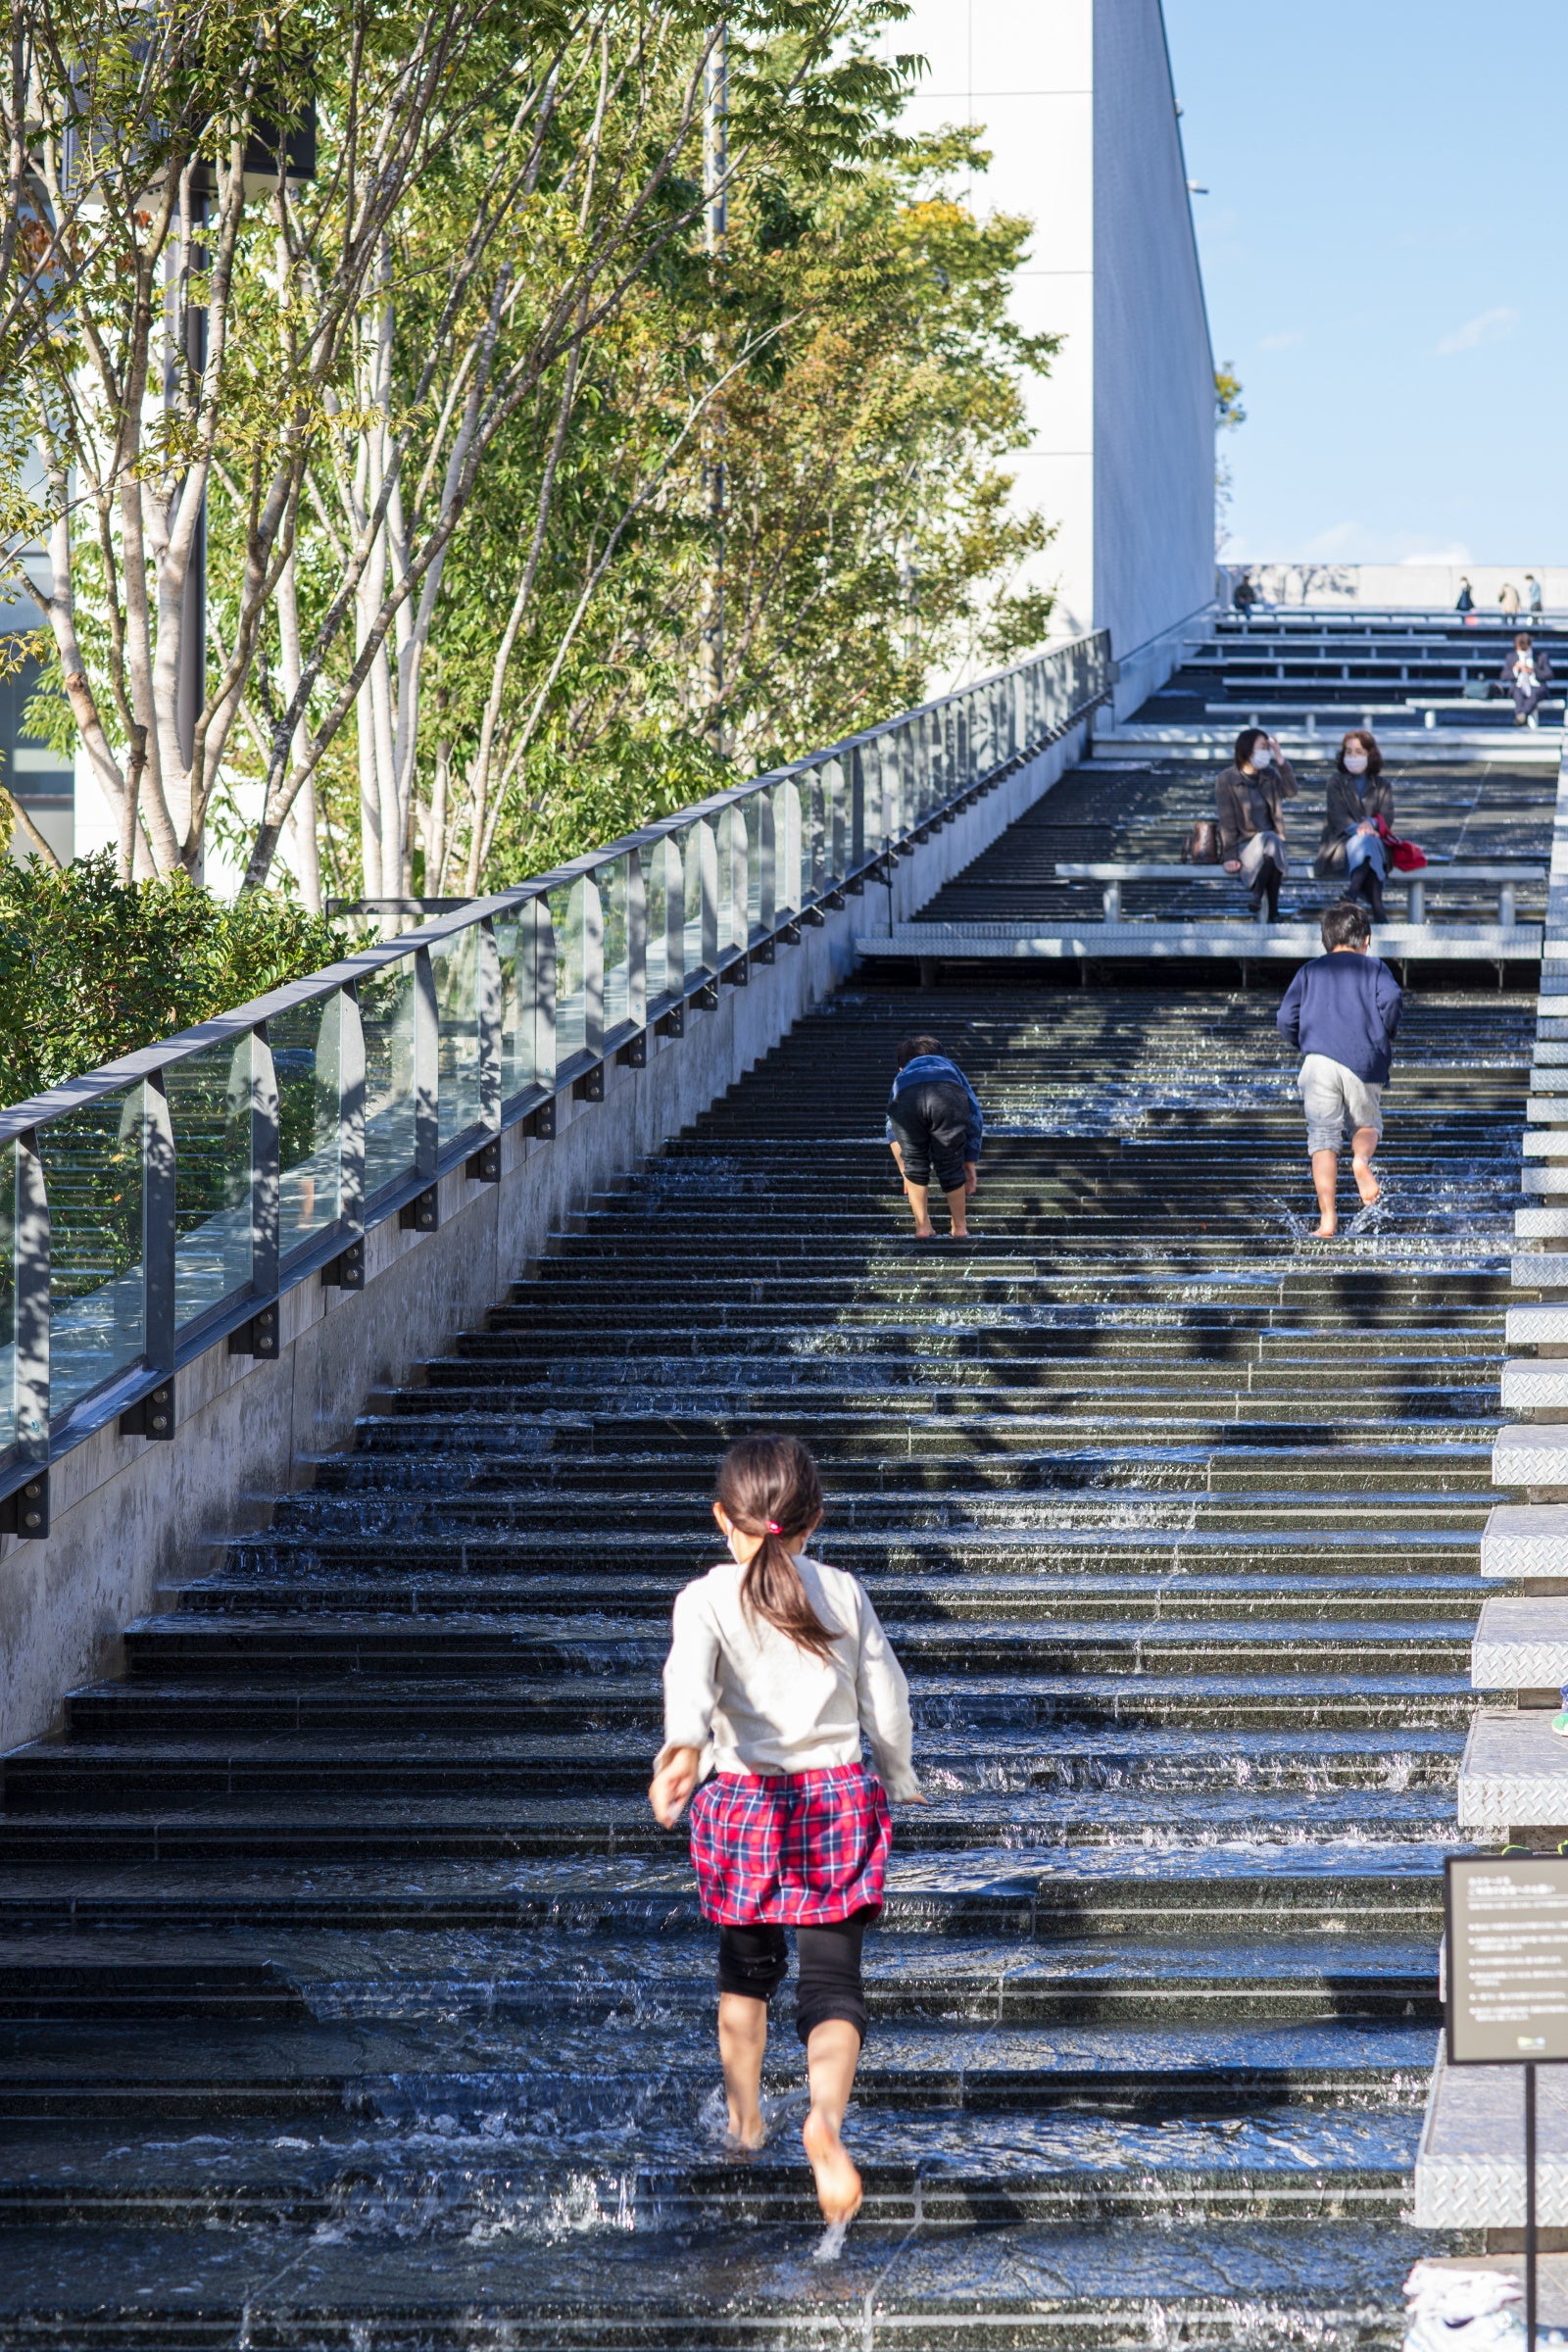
[0,629,1111,1531]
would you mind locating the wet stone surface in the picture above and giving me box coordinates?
[0,732,1547,2342]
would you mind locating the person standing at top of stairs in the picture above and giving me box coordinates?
[1314,728,1393,920]
[1217,727,1298,922]
[1277,899,1403,1240]
[648,1435,924,2232]
[884,1033,984,1241]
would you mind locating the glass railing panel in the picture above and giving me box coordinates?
[494,907,540,1102]
[547,883,586,1065]
[717,807,747,956]
[640,844,674,1005]
[40,1083,146,1417]
[746,793,765,934]
[431,928,483,1147]
[0,1140,18,1455]
[167,1035,255,1331]
[770,780,802,913]
[680,821,716,977]
[273,993,345,1255]
[600,857,631,1035]
[360,959,418,1201]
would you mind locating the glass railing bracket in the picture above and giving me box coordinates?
[398,1185,439,1234]
[228,1305,281,1357]
[120,1378,174,1441]
[0,1471,48,1540]
[321,1241,366,1293]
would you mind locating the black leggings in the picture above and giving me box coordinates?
[715,1908,874,2044]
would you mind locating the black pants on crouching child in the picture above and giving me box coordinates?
[716,1908,875,2043]
[888,1081,971,1194]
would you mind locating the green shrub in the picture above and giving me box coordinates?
[0,854,345,1103]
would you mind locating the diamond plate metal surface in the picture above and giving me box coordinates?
[1481,1505,1568,1578]
[1415,2055,1568,2229]
[1504,1306,1568,1345]
[1494,1426,1568,1487]
[1457,1709,1568,1827]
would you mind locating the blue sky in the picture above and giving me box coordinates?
[1162,0,1568,564]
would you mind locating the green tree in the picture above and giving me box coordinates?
[0,854,341,1100]
[425,125,1057,884]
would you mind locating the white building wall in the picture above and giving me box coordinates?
[891,0,1213,698]
[1226,561,1568,614]
[1092,0,1214,683]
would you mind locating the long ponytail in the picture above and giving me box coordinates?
[714,1434,836,1660]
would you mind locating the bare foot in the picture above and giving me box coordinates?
[950,1226,969,1240]
[1314,1218,1337,1240]
[1352,1165,1381,1206]
[803,2107,862,2226]
[724,2114,767,2153]
[911,1224,935,1240]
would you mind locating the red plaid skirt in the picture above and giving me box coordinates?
[687,1761,892,1926]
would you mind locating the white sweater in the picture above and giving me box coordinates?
[660,1554,921,1799]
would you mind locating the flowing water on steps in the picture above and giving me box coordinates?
[0,748,1546,2344]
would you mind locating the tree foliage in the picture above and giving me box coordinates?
[0,853,341,1099]
[2,0,1058,908]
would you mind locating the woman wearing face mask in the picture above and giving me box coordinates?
[1216,728,1298,921]
[1313,730,1394,920]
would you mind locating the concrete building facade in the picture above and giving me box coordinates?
[894,0,1216,708]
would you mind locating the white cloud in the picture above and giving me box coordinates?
[1302,521,1362,558]
[1397,543,1472,565]
[1258,330,1304,352]
[1435,306,1518,356]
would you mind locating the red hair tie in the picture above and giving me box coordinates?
[766,1521,782,1535]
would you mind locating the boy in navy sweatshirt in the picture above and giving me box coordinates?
[886,1034,984,1240]
[1276,901,1403,1238]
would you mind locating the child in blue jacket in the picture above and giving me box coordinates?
[885,1034,983,1240]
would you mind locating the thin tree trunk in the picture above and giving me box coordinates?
[275,550,320,911]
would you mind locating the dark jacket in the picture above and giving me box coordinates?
[886,1054,984,1161]
[1314,768,1396,878]
[1215,759,1298,855]
[1277,951,1403,1086]
[1499,647,1552,689]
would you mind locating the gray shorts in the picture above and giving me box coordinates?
[1298,1054,1383,1155]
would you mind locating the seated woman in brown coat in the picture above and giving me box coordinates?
[1216,727,1298,921]
[1313,729,1394,919]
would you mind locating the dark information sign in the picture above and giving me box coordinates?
[1446,1855,1568,2065]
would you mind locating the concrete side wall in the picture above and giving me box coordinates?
[1091,0,1214,672]
[0,716,1094,1752]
